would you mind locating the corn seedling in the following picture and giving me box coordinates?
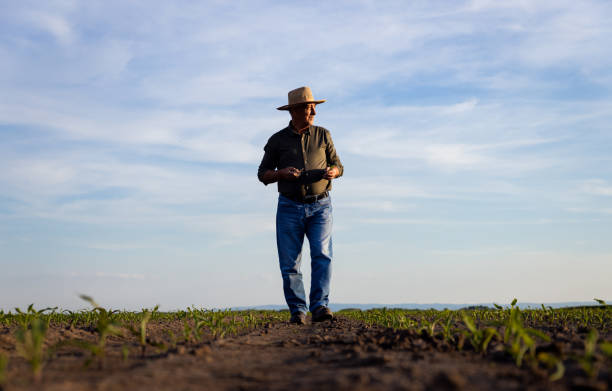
[0,352,8,387]
[601,341,612,373]
[72,295,122,368]
[440,312,456,344]
[128,305,161,357]
[600,341,612,359]
[503,299,550,367]
[190,309,208,342]
[461,313,498,354]
[14,305,56,329]
[206,310,228,339]
[540,304,554,318]
[62,310,78,329]
[536,352,565,381]
[418,316,438,337]
[183,320,194,343]
[15,315,47,382]
[577,329,599,378]
[166,330,178,350]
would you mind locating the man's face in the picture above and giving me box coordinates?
[290,103,316,129]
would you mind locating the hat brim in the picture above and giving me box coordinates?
[277,100,326,111]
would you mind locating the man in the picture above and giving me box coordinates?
[258,86,343,325]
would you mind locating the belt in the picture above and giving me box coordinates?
[282,191,329,204]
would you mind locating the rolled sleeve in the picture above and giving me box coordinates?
[257,139,278,185]
[324,130,344,177]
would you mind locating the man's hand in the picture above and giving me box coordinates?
[323,166,339,180]
[261,167,300,185]
[277,167,301,181]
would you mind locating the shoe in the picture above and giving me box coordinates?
[312,306,333,322]
[290,312,306,325]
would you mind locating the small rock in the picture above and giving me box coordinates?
[570,380,607,391]
[288,338,301,346]
[429,370,466,391]
[191,345,212,357]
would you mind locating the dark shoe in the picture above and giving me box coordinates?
[312,306,333,322]
[290,312,306,325]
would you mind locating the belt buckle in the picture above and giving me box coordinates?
[304,192,325,203]
[303,194,317,203]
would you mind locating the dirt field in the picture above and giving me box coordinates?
[1,312,610,391]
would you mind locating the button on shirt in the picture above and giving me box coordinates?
[257,122,344,197]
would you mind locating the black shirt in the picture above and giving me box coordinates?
[257,122,344,197]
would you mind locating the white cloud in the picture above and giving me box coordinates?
[515,3,612,69]
[0,97,276,164]
[341,133,558,173]
[190,213,275,240]
[27,12,74,45]
[424,143,483,167]
[5,158,77,187]
[354,217,594,226]
[337,200,415,213]
[566,207,612,215]
[93,272,145,280]
[441,99,479,114]
[81,242,153,251]
[580,179,612,196]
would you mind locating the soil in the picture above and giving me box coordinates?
[1,315,610,391]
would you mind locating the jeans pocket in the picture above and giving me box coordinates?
[279,195,297,206]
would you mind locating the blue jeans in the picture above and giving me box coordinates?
[276,194,333,316]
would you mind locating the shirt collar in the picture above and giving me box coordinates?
[287,121,311,136]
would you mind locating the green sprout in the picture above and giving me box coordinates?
[593,298,606,306]
[0,351,8,386]
[128,305,164,357]
[440,312,456,344]
[121,345,130,362]
[14,304,56,329]
[165,330,178,350]
[503,299,550,367]
[578,329,599,378]
[461,313,498,354]
[15,313,47,382]
[62,310,78,329]
[537,352,565,381]
[601,341,612,373]
[601,341,612,358]
[419,315,438,338]
[69,295,123,368]
[182,320,194,343]
[206,310,229,339]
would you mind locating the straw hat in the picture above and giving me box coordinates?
[277,86,326,110]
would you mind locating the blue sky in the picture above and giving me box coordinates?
[1,0,611,310]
